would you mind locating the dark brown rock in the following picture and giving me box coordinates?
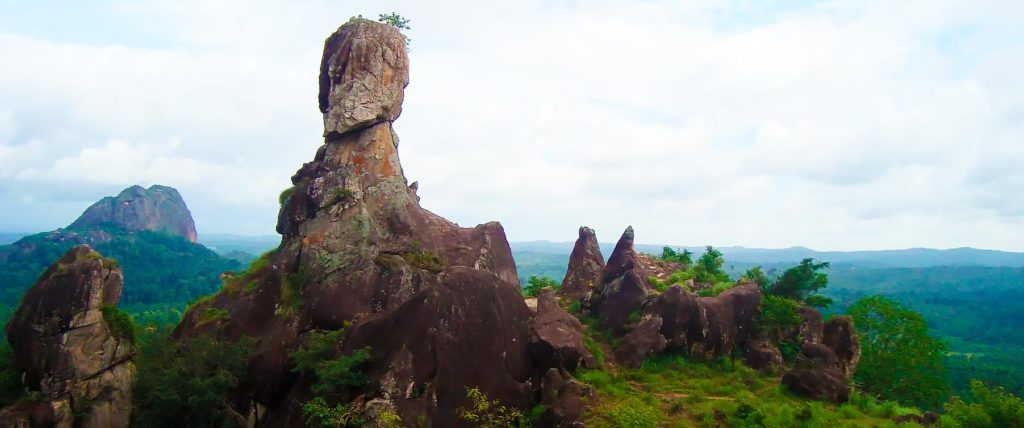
[615,317,667,368]
[782,342,850,403]
[537,368,591,428]
[2,245,133,428]
[686,283,761,359]
[895,412,940,426]
[795,305,824,344]
[68,185,198,242]
[591,227,656,332]
[531,289,596,372]
[558,226,604,301]
[823,316,861,378]
[782,366,849,403]
[745,338,784,373]
[320,17,409,138]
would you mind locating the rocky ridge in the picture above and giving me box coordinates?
[69,185,198,242]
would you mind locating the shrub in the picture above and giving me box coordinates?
[292,330,372,396]
[0,342,22,408]
[567,300,582,314]
[765,258,831,306]
[659,246,693,266]
[756,295,801,340]
[279,186,295,206]
[403,244,444,272]
[132,333,254,427]
[945,380,1024,427]
[694,246,730,284]
[523,276,560,297]
[302,396,355,428]
[609,399,659,427]
[458,387,523,428]
[101,305,137,344]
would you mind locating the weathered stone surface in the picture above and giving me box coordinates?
[531,289,596,372]
[2,245,134,428]
[558,226,604,301]
[795,305,824,344]
[174,18,534,427]
[615,317,667,368]
[823,316,861,379]
[320,17,409,137]
[782,342,849,403]
[591,227,656,332]
[69,185,198,242]
[537,368,591,428]
[641,283,761,359]
[745,338,784,373]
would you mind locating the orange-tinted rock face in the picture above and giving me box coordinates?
[174,18,532,427]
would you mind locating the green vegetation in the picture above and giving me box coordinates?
[279,186,295,206]
[403,244,444,272]
[848,295,950,409]
[291,330,372,426]
[0,342,21,408]
[694,246,730,284]
[756,296,801,340]
[522,275,560,297]
[377,12,412,48]
[659,246,693,267]
[101,305,137,344]
[577,352,922,427]
[458,386,524,428]
[132,331,254,427]
[945,380,1024,427]
[329,187,355,205]
[765,258,832,307]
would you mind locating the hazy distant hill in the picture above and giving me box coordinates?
[511,240,1024,268]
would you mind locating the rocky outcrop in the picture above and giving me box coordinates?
[1,245,134,428]
[558,227,604,302]
[537,368,592,428]
[69,185,198,242]
[590,227,654,332]
[173,18,534,427]
[823,317,860,379]
[531,289,596,372]
[782,318,861,403]
[745,338,784,373]
[615,317,667,368]
[782,343,850,403]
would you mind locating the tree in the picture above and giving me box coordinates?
[659,246,693,267]
[766,258,832,307]
[377,12,411,48]
[693,246,729,284]
[945,380,1024,427]
[848,295,950,408]
[523,276,560,297]
[742,266,770,289]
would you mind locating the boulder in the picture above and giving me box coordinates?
[530,289,596,372]
[537,368,591,428]
[823,316,861,378]
[795,305,823,344]
[782,342,849,403]
[320,17,409,137]
[2,245,134,428]
[558,226,604,301]
[643,282,761,359]
[745,338,784,373]
[68,184,198,242]
[615,317,667,368]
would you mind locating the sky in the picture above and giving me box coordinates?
[0,0,1021,251]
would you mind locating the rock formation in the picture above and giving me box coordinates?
[0,245,134,428]
[173,18,537,427]
[781,316,861,403]
[558,226,604,301]
[531,289,596,372]
[69,185,198,242]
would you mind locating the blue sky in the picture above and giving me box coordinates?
[0,0,1022,251]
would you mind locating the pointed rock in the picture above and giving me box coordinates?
[2,245,134,428]
[823,316,861,379]
[558,226,604,301]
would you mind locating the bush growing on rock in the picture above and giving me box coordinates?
[523,275,560,297]
[766,258,832,307]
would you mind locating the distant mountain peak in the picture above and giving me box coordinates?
[68,184,198,242]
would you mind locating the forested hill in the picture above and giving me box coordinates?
[512,240,1024,268]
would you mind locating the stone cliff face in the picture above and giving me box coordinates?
[174,18,535,427]
[558,226,604,301]
[69,185,198,242]
[0,245,134,428]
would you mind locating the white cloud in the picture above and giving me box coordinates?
[0,0,1021,250]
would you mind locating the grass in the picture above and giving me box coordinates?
[575,324,923,428]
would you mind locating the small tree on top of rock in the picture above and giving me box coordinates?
[694,245,729,284]
[377,12,411,48]
[765,258,832,307]
[659,246,693,267]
